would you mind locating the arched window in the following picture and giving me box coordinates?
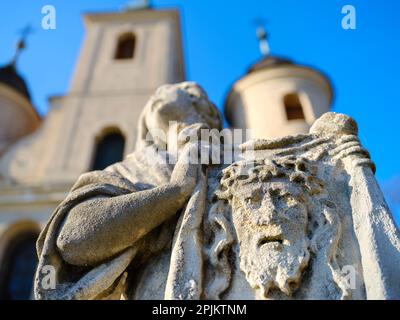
[0,231,39,300]
[91,129,125,171]
[114,32,136,60]
[283,93,305,120]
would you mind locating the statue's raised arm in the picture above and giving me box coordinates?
[34,82,222,300]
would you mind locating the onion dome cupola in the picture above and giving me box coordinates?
[224,25,333,140]
[0,27,41,155]
[0,63,31,101]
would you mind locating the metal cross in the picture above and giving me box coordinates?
[12,24,34,66]
[253,18,270,56]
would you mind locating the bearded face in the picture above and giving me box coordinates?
[231,180,310,298]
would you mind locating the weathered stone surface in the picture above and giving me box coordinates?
[34,82,400,300]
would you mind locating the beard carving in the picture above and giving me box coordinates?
[231,189,311,299]
[238,224,310,298]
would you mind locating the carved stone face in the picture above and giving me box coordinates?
[231,180,310,298]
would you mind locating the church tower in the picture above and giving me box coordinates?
[51,6,185,181]
[224,27,333,139]
[70,7,185,95]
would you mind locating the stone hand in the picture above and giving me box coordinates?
[170,142,201,198]
[177,122,210,148]
[177,122,221,164]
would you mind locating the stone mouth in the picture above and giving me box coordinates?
[257,234,283,247]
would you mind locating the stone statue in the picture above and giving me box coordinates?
[34,82,400,300]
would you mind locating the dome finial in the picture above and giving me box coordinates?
[253,18,270,57]
[11,24,34,67]
[123,0,151,11]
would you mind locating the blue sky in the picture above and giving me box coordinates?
[0,0,399,220]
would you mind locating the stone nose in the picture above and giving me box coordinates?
[257,195,281,226]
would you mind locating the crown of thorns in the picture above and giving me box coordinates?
[216,156,324,200]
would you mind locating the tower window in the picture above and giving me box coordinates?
[91,129,125,171]
[114,32,136,60]
[283,93,305,120]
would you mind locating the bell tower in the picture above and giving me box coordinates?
[54,7,185,182]
[70,7,185,94]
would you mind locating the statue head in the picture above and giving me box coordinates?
[211,157,327,298]
[137,82,222,149]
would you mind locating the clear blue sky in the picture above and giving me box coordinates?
[0,0,399,220]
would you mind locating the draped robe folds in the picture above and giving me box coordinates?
[34,146,207,300]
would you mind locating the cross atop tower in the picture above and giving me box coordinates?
[253,19,270,57]
[11,24,34,67]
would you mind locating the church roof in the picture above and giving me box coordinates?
[0,63,31,101]
[247,55,293,74]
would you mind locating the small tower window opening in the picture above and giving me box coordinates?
[284,93,305,120]
[114,32,136,60]
[0,231,39,300]
[92,129,125,171]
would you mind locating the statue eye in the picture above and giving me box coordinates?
[273,192,299,208]
[243,192,262,209]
